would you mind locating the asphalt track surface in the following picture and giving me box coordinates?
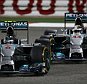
[0,27,87,84]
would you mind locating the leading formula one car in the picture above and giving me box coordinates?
[36,13,87,63]
[0,21,50,75]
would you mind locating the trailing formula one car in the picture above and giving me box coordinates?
[61,13,87,61]
[36,13,87,63]
[0,21,50,75]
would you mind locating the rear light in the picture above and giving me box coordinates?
[5,44,11,49]
[73,36,81,38]
[77,36,81,38]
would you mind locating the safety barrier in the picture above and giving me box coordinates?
[0,0,87,16]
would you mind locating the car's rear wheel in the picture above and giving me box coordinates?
[44,30,57,35]
[35,38,53,63]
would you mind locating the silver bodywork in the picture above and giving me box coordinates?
[0,21,29,71]
[0,39,31,71]
[69,27,84,58]
[0,40,16,70]
[63,13,87,60]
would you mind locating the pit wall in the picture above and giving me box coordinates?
[0,0,87,16]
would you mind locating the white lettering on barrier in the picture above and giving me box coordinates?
[66,13,87,17]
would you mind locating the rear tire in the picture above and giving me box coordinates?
[44,30,57,35]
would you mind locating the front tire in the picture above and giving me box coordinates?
[30,44,50,75]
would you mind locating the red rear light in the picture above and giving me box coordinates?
[5,44,11,49]
[73,36,76,38]
[77,36,81,38]
[73,36,81,38]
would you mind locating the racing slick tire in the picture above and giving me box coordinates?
[30,44,50,75]
[40,35,55,45]
[35,38,53,63]
[40,35,53,39]
[35,37,55,49]
[44,30,57,35]
[35,38,50,48]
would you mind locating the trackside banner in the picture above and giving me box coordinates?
[0,0,87,16]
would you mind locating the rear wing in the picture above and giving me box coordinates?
[0,21,29,43]
[0,21,28,30]
[64,13,87,28]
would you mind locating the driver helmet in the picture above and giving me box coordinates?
[6,26,14,36]
[75,16,82,25]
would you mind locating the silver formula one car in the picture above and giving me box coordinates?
[62,13,87,61]
[37,13,87,63]
[0,21,50,76]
